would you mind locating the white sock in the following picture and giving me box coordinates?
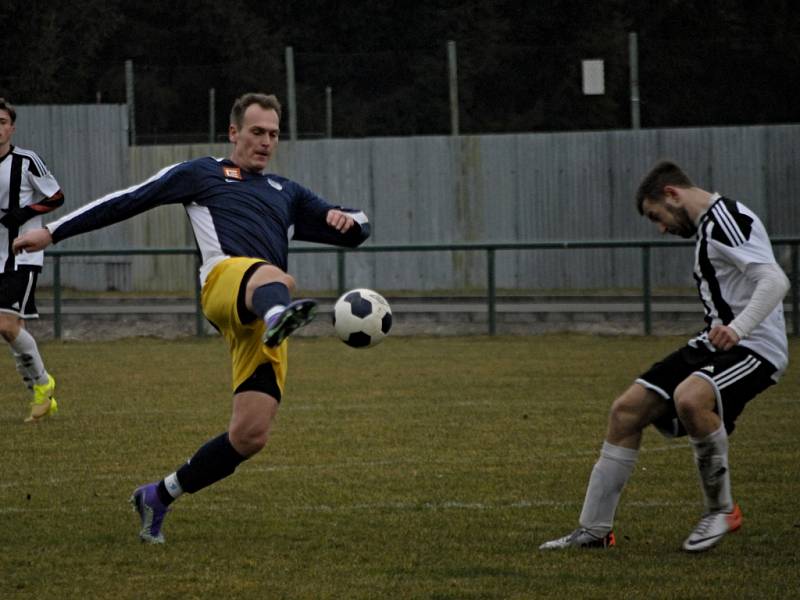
[690,424,733,513]
[579,441,638,535]
[9,329,49,386]
[264,305,285,324]
[164,472,184,500]
[9,346,34,390]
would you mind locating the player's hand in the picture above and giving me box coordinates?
[13,228,53,254]
[327,209,354,233]
[708,325,740,351]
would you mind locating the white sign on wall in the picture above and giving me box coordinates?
[582,59,605,95]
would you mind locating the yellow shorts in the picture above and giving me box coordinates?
[201,257,288,396]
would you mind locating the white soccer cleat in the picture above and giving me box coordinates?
[683,504,742,552]
[539,527,616,550]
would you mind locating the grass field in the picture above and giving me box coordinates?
[1,334,798,599]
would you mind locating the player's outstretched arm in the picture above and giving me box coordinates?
[13,228,53,254]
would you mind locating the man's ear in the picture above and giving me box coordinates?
[228,124,237,143]
[662,185,682,205]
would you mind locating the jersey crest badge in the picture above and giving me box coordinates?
[223,166,242,180]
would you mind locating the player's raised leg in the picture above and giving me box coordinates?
[244,263,317,347]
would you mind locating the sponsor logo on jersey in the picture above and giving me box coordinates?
[268,178,283,191]
[223,166,242,180]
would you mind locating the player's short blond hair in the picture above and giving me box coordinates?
[230,93,281,129]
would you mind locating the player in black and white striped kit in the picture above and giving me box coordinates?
[0,98,64,422]
[540,161,790,553]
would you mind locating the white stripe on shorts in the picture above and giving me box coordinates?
[713,356,761,389]
[19,271,38,318]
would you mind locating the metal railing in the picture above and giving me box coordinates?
[45,238,800,339]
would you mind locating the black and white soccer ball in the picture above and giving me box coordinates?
[332,288,392,348]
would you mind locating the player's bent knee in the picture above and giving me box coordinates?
[0,326,19,342]
[673,379,715,421]
[608,398,638,436]
[673,393,703,422]
[248,264,296,294]
[282,272,296,293]
[607,387,652,437]
[228,425,270,457]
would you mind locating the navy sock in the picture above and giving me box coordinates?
[156,481,174,506]
[172,433,248,495]
[251,282,290,320]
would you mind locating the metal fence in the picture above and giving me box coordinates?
[12,104,800,294]
[45,238,800,339]
[110,124,800,295]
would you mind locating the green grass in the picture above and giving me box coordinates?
[1,335,798,599]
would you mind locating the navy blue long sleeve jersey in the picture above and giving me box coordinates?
[46,157,370,282]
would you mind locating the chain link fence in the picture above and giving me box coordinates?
[81,34,797,144]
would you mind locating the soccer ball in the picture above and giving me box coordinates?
[332,288,392,348]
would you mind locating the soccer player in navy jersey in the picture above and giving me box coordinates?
[0,98,64,423]
[13,92,370,544]
[539,161,790,553]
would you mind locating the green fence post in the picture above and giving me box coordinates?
[53,254,62,340]
[337,250,346,298]
[194,253,204,337]
[487,247,496,335]
[642,245,652,335]
[792,242,798,337]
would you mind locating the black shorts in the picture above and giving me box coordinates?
[637,344,777,437]
[0,267,41,319]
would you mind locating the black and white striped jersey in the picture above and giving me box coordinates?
[45,156,369,284]
[0,145,64,271]
[690,193,788,378]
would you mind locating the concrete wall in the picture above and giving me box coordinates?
[126,126,798,293]
[13,104,132,290]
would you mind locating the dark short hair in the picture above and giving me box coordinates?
[635,160,693,214]
[230,93,281,128]
[0,97,16,123]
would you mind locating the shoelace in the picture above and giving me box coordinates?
[569,528,599,543]
[692,513,717,536]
